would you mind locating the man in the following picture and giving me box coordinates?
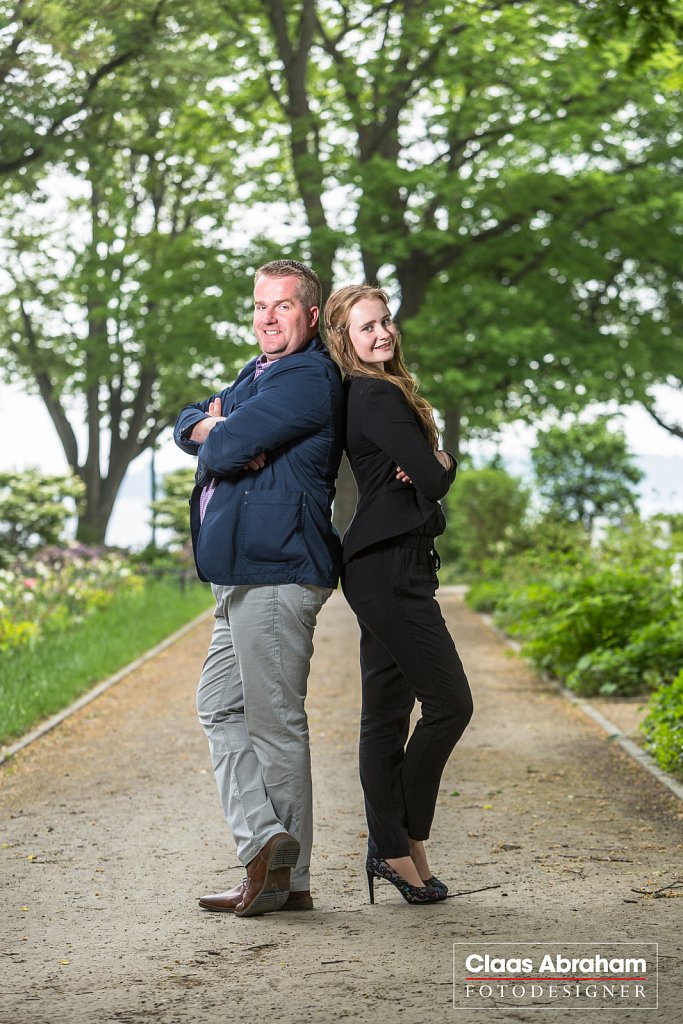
[174,260,343,917]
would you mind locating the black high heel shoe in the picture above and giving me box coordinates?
[366,858,447,905]
[423,875,448,896]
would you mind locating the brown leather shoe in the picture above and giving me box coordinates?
[198,882,312,914]
[279,889,313,911]
[198,879,247,913]
[234,832,300,918]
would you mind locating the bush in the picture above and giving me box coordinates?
[499,564,674,680]
[441,466,530,573]
[465,579,510,613]
[465,517,682,696]
[642,670,683,779]
[150,467,197,551]
[567,618,683,696]
[0,469,84,564]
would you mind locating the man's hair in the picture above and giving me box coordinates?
[254,259,322,310]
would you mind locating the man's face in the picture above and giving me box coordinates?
[253,274,319,361]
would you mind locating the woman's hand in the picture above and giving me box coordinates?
[396,466,412,484]
[434,449,453,471]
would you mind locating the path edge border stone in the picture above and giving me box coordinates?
[0,608,213,765]
[479,611,683,803]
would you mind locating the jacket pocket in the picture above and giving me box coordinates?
[240,490,307,564]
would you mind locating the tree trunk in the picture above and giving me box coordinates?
[75,489,115,544]
[332,454,357,536]
[443,407,462,461]
[441,407,463,514]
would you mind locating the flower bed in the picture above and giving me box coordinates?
[0,545,143,653]
[0,545,212,746]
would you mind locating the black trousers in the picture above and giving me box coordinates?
[341,538,473,860]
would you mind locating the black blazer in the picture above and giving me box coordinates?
[342,376,456,562]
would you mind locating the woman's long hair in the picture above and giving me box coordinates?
[324,284,439,450]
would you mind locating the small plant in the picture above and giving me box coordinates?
[642,670,683,779]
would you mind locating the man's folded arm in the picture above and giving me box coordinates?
[174,398,220,454]
[199,366,333,477]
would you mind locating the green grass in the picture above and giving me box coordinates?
[0,578,213,746]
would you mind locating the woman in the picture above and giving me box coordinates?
[324,284,473,906]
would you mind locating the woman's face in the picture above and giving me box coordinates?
[347,297,397,367]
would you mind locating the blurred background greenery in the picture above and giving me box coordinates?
[0,1,681,768]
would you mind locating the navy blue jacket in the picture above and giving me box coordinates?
[174,335,344,586]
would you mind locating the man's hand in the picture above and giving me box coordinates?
[189,396,226,443]
[247,453,267,472]
[190,395,267,471]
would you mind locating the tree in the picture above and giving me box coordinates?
[0,1,254,541]
[0,0,165,178]
[640,382,683,440]
[581,0,683,69]
[2,1,681,539]
[191,0,679,531]
[531,415,644,529]
[225,1,682,446]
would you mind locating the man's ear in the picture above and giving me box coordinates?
[309,305,320,330]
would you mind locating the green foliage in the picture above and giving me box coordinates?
[531,416,644,528]
[581,0,683,70]
[0,576,212,745]
[642,669,683,779]
[0,0,256,541]
[464,579,510,614]
[441,466,530,573]
[568,618,683,696]
[0,470,84,564]
[150,468,196,551]
[467,518,682,696]
[2,0,682,546]
[503,563,675,681]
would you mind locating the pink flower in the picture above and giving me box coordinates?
[23,578,38,589]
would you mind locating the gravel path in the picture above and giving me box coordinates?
[1,591,681,1024]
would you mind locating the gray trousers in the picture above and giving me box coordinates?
[197,583,332,891]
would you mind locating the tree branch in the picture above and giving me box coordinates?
[640,397,683,439]
[17,297,80,470]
